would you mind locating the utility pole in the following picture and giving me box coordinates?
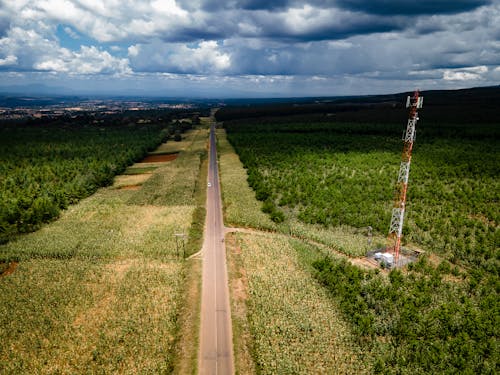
[388,90,423,265]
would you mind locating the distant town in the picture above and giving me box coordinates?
[0,97,199,120]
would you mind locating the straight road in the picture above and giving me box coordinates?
[198,124,234,374]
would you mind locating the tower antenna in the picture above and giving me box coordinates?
[387,90,423,266]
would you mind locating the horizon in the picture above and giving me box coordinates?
[0,1,499,98]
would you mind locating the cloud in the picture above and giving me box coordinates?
[0,26,130,75]
[443,66,488,81]
[334,0,492,16]
[34,45,131,75]
[129,40,231,74]
[0,0,498,95]
[128,45,140,57]
[63,26,79,39]
[0,54,17,66]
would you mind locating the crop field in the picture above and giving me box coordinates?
[226,231,369,374]
[0,128,207,373]
[220,116,499,373]
[0,122,171,242]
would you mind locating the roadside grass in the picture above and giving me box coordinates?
[226,232,370,374]
[0,128,208,373]
[170,126,209,375]
[217,130,276,230]
[226,233,257,375]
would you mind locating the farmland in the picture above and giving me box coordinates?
[219,105,499,373]
[0,123,208,372]
[0,118,193,243]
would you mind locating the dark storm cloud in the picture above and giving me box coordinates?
[335,0,492,16]
[237,0,290,10]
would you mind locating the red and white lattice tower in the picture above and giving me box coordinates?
[388,90,423,265]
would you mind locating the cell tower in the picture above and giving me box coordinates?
[387,90,423,265]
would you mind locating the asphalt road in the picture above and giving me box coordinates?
[198,124,234,374]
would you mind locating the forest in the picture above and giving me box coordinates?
[0,112,195,243]
[224,119,498,270]
[223,108,499,373]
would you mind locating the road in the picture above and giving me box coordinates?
[198,124,234,374]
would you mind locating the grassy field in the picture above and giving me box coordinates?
[0,128,208,373]
[226,231,370,374]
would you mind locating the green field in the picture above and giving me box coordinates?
[221,117,499,373]
[0,127,207,373]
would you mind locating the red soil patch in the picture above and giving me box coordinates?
[0,262,18,277]
[139,153,178,163]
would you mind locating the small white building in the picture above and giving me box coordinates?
[380,253,394,267]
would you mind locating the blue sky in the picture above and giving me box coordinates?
[0,0,499,97]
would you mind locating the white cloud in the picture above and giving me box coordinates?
[129,40,231,73]
[63,26,79,39]
[443,66,488,81]
[172,41,231,72]
[0,54,17,66]
[128,44,140,57]
[34,45,131,74]
[0,26,131,75]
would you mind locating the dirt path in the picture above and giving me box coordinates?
[198,124,234,374]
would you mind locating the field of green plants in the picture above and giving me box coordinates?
[225,120,498,269]
[223,116,499,373]
[0,122,170,242]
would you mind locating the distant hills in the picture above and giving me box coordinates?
[215,85,500,124]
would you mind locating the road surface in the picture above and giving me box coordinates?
[198,124,234,374]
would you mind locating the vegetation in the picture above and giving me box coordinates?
[224,120,499,269]
[0,127,207,372]
[217,130,277,230]
[220,109,499,373]
[227,232,369,374]
[0,118,196,242]
[314,256,497,374]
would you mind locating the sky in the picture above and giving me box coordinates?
[0,0,499,97]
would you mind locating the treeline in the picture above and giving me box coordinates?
[313,256,497,374]
[217,85,500,124]
[0,116,193,243]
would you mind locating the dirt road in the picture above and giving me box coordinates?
[198,124,234,374]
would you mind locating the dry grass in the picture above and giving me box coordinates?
[113,173,152,189]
